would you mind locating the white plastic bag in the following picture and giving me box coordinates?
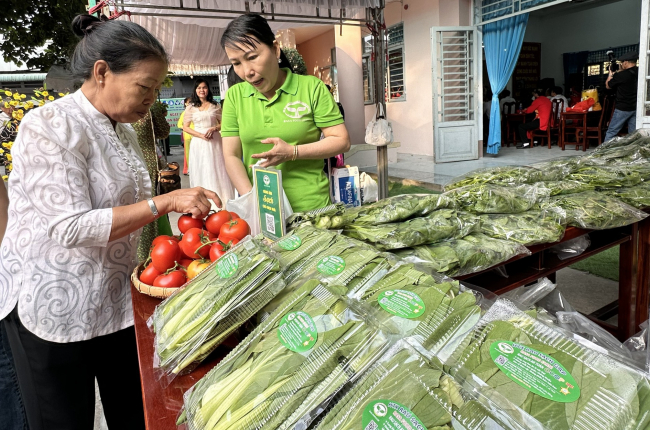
[226,190,293,237]
[364,104,393,146]
[359,172,378,204]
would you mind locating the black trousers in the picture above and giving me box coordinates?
[518,118,541,145]
[3,308,145,430]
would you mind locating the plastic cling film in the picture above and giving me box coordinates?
[549,191,648,230]
[443,166,539,191]
[343,209,479,251]
[314,340,459,430]
[151,238,282,382]
[442,183,552,214]
[501,277,557,309]
[396,233,531,277]
[181,282,394,430]
[445,299,650,430]
[478,211,566,246]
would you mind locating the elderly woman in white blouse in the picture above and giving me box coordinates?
[0,14,220,430]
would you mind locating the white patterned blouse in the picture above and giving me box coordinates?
[0,90,152,343]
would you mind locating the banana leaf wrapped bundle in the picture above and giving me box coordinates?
[181,282,393,430]
[443,183,551,214]
[478,210,566,245]
[344,209,479,251]
[537,180,595,196]
[315,341,462,430]
[396,234,531,277]
[568,165,642,188]
[602,183,650,209]
[304,193,454,229]
[351,263,482,353]
[446,299,650,430]
[549,191,648,229]
[151,239,284,379]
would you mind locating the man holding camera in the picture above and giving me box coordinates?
[604,51,638,142]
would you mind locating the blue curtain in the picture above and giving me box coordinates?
[484,13,529,154]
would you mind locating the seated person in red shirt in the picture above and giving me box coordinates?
[517,88,552,149]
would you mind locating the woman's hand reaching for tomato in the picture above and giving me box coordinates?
[251,137,294,167]
[158,187,221,219]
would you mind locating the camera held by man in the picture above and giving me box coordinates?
[604,51,638,142]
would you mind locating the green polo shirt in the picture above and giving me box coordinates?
[221,69,344,213]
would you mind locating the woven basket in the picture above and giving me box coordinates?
[131,264,180,299]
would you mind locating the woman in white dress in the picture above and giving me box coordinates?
[183,80,235,206]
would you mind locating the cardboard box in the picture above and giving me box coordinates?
[331,166,361,207]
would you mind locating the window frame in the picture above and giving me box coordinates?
[387,23,406,103]
[362,34,374,105]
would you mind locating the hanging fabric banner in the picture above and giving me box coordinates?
[484,13,529,155]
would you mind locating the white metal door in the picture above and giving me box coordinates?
[431,27,479,163]
[637,0,650,129]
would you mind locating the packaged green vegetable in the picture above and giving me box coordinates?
[529,158,581,179]
[261,235,396,321]
[592,130,649,153]
[315,340,461,430]
[286,203,346,230]
[344,209,479,250]
[479,210,566,245]
[568,165,642,188]
[537,180,595,196]
[307,193,454,229]
[549,191,647,229]
[350,263,482,355]
[270,224,339,283]
[151,239,283,380]
[584,140,650,166]
[443,183,551,214]
[447,299,650,430]
[602,183,650,209]
[444,166,537,190]
[397,234,531,277]
[181,281,393,430]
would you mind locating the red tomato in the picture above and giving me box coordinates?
[179,228,212,259]
[219,219,250,242]
[152,235,179,248]
[209,238,240,262]
[150,239,182,272]
[178,214,204,234]
[179,258,194,269]
[153,270,187,288]
[139,263,162,285]
[229,212,240,219]
[205,211,232,235]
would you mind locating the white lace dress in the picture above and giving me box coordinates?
[184,103,234,206]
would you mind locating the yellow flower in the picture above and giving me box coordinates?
[6,154,12,162]
[39,100,45,107]
[3,102,8,109]
[20,94,26,99]
[12,111,23,120]
[2,175,7,182]
[58,93,65,97]
[0,149,5,154]
[9,100,18,107]
[12,93,20,100]
[7,164,13,171]
[41,91,49,97]
[48,95,54,101]
[4,91,11,96]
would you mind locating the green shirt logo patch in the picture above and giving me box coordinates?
[283,101,311,119]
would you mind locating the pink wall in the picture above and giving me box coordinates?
[297,30,335,84]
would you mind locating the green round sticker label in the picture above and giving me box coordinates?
[278,235,302,251]
[378,290,426,319]
[215,253,239,278]
[362,400,425,430]
[277,311,318,353]
[316,255,345,276]
[489,341,580,403]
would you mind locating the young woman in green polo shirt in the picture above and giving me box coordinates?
[220,14,351,213]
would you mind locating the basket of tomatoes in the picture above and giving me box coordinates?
[131,210,250,299]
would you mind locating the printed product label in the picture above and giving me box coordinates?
[362,400,426,430]
[278,235,302,251]
[378,290,426,319]
[277,311,318,353]
[489,341,580,403]
[215,253,239,278]
[317,255,346,276]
